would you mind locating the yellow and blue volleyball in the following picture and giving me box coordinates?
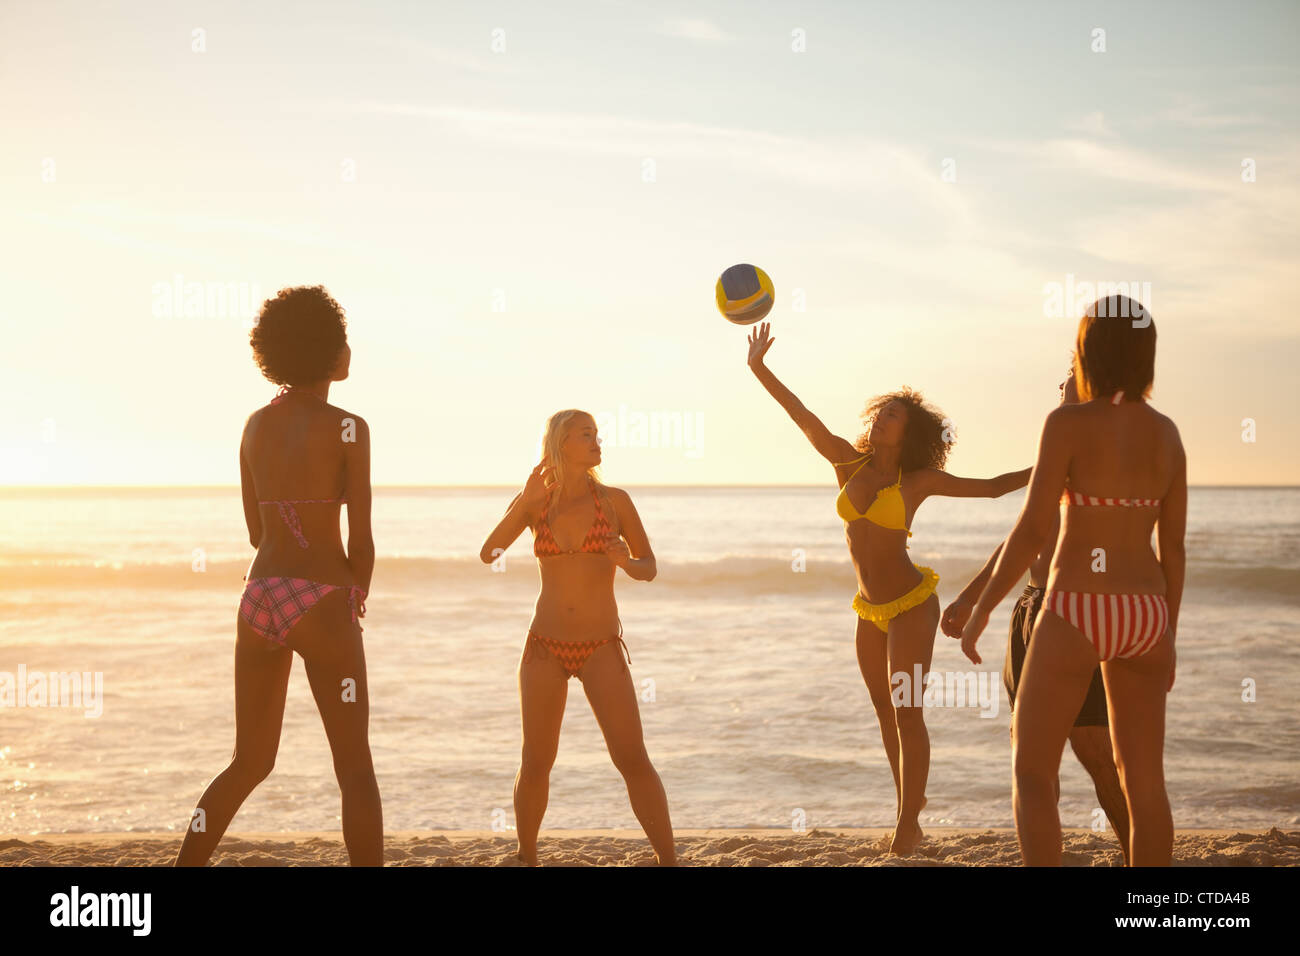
[715,263,774,325]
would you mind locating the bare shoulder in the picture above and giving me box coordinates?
[909,466,943,493]
[1046,403,1082,426]
[327,405,370,439]
[599,484,633,508]
[325,402,366,424]
[1152,407,1182,443]
[242,406,265,440]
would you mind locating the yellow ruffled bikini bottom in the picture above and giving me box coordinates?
[852,565,940,633]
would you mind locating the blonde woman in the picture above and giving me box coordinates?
[480,409,676,865]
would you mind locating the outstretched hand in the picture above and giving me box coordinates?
[747,321,775,368]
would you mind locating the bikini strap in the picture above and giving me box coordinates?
[276,501,310,549]
[831,452,871,467]
[348,586,367,631]
[616,619,631,666]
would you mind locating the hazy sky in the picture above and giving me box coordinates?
[2,0,1296,485]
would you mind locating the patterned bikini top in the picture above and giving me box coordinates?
[533,478,611,558]
[257,385,347,549]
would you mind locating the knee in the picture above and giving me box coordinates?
[518,748,556,781]
[610,747,654,779]
[1069,732,1117,778]
[229,753,275,786]
[1012,749,1054,795]
[893,703,926,734]
[1113,761,1166,808]
[332,756,377,791]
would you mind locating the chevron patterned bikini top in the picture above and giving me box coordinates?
[533,477,612,557]
[834,453,912,537]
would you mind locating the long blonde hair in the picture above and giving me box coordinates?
[540,409,604,508]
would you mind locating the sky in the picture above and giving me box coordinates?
[1,0,1297,486]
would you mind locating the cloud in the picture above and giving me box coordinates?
[1064,111,1112,137]
[307,99,975,223]
[655,18,731,43]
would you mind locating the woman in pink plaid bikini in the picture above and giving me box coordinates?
[175,285,382,866]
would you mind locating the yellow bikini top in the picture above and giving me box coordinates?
[834,453,912,537]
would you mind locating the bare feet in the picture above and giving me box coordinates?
[887,796,927,855]
[878,801,930,853]
[888,819,926,855]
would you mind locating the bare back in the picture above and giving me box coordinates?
[1048,398,1183,593]
[242,394,356,584]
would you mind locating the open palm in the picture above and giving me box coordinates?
[747,321,775,367]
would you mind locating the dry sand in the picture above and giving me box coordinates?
[3,827,1298,866]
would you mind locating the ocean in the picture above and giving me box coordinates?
[1,486,1297,835]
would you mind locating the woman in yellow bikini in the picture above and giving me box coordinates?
[747,322,1029,853]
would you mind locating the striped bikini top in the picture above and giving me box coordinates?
[1059,390,1162,509]
[533,478,611,558]
[257,385,347,549]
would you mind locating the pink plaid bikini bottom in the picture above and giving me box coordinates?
[239,577,366,648]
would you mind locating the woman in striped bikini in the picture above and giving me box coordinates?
[176,286,381,866]
[480,410,676,865]
[959,295,1187,866]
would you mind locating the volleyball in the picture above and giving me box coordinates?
[715,263,774,325]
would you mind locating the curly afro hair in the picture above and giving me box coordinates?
[852,386,953,472]
[249,285,348,386]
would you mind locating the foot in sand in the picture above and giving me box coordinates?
[886,796,927,855]
[888,820,927,855]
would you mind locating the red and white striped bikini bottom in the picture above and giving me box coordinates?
[1041,590,1169,661]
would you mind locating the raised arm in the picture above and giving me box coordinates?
[239,425,262,549]
[959,408,1071,662]
[1156,427,1187,689]
[917,466,1032,501]
[342,414,375,597]
[479,462,549,564]
[746,321,858,466]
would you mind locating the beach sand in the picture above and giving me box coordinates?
[3,828,1297,866]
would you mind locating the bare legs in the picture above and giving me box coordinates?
[175,589,383,866]
[855,594,939,855]
[1068,726,1132,863]
[174,625,293,865]
[1014,610,1171,865]
[514,639,567,866]
[1101,637,1173,865]
[514,637,676,865]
